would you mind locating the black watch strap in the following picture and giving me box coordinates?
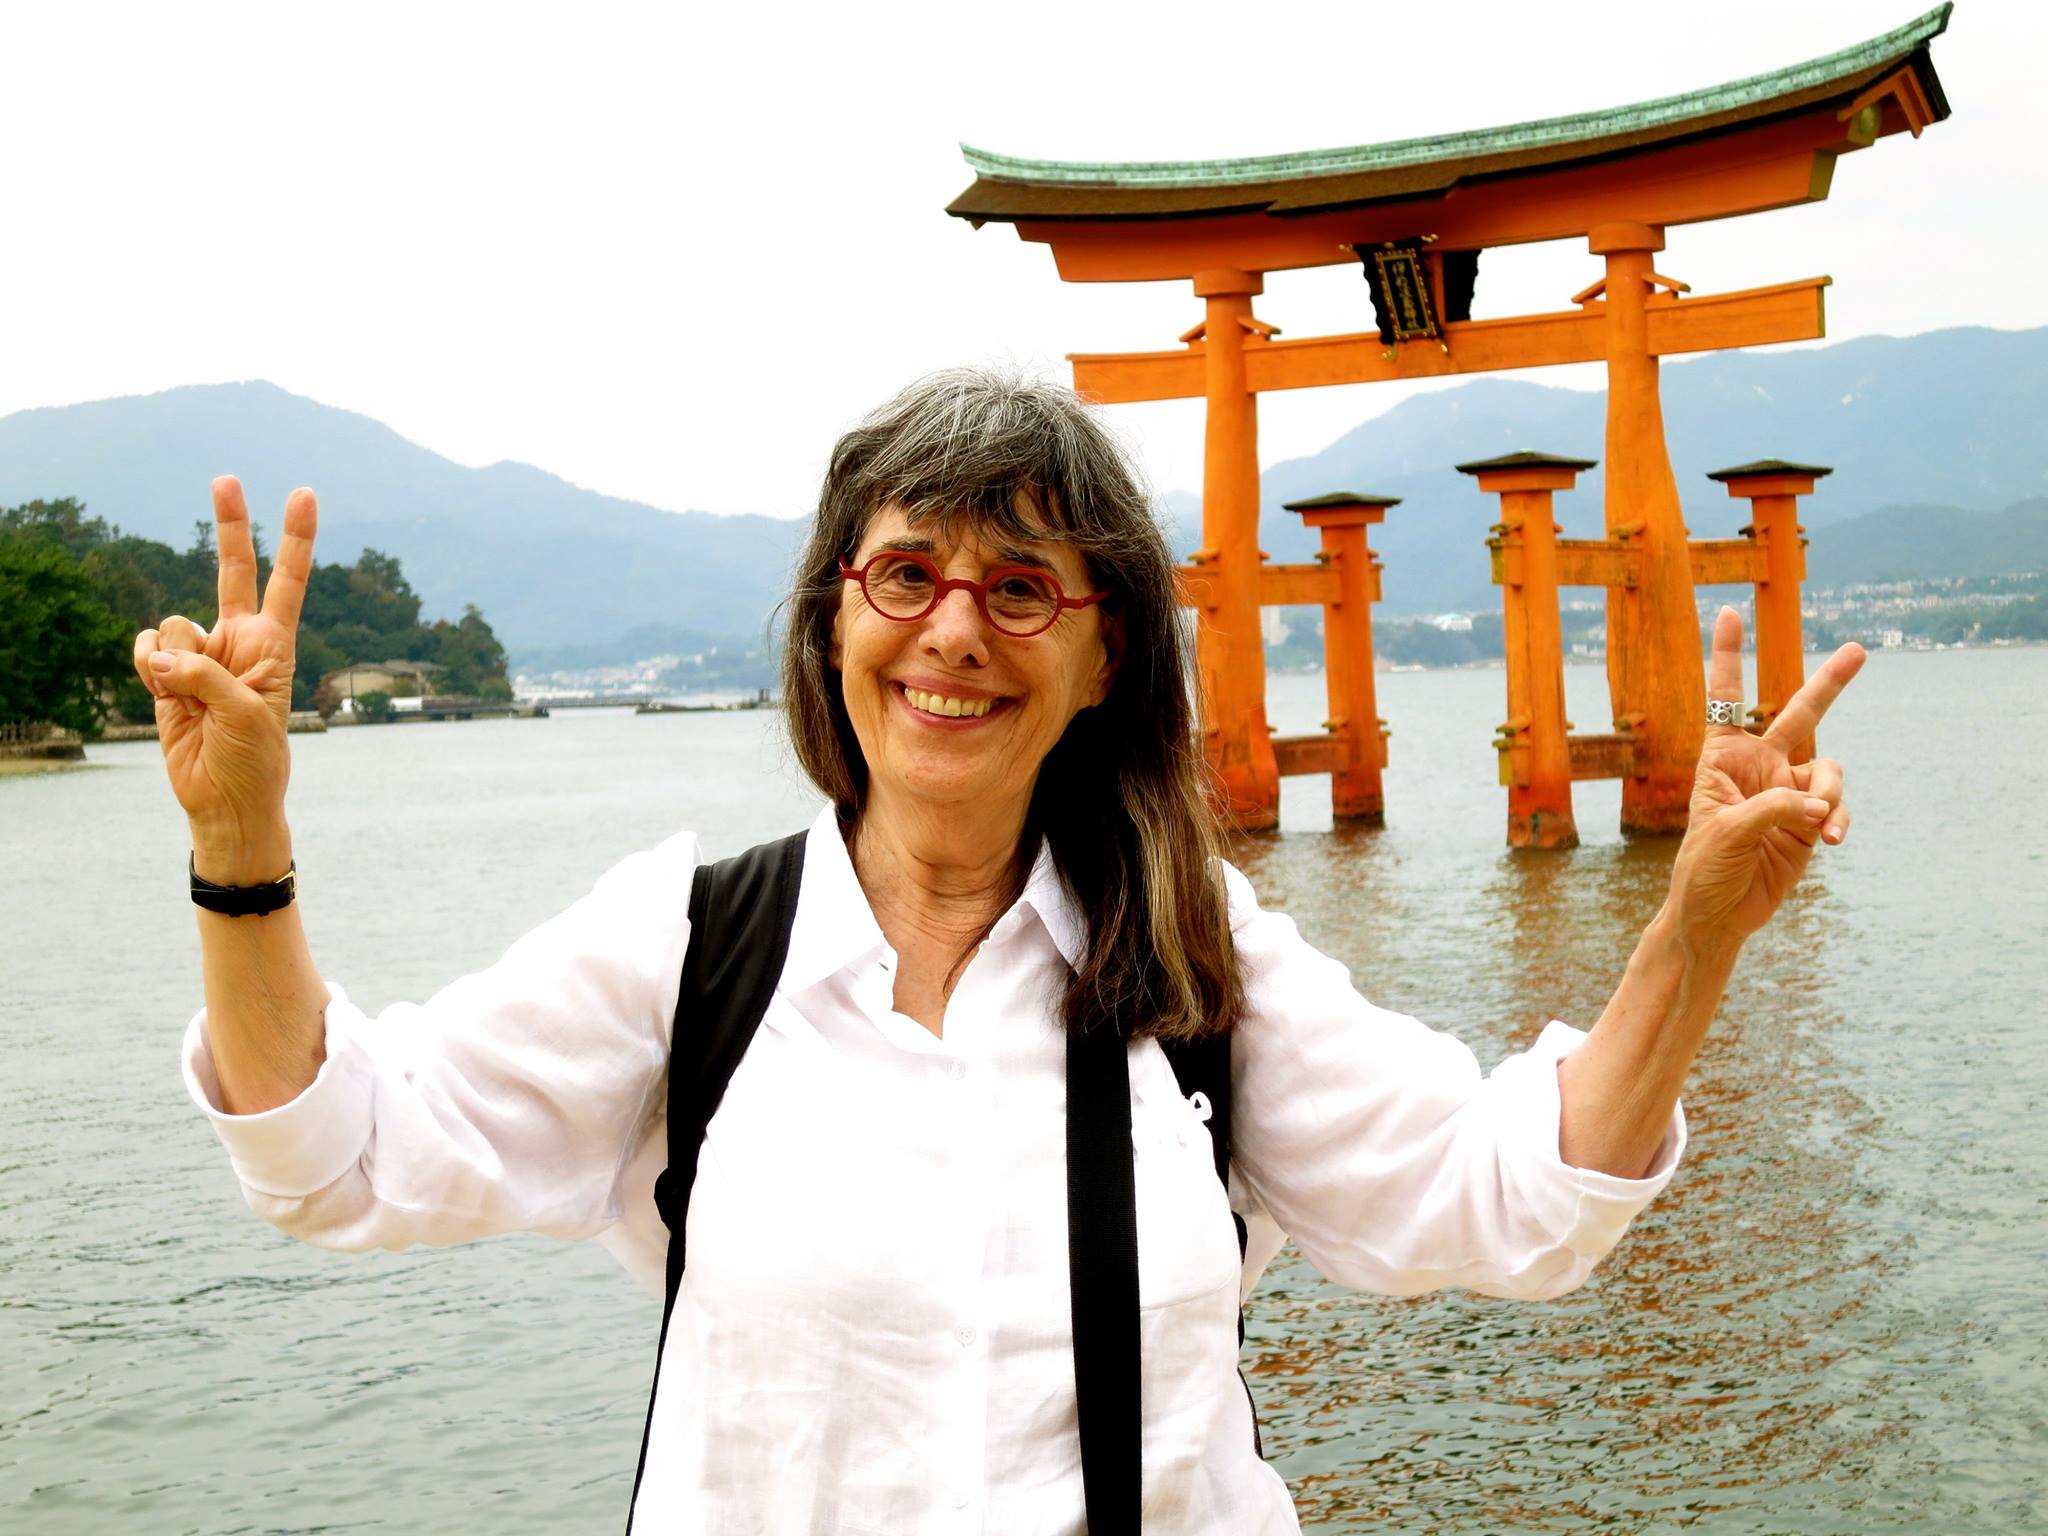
[190,855,297,917]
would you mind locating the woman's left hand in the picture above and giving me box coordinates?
[1665,608,1866,951]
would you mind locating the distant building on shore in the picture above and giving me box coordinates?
[321,661,441,700]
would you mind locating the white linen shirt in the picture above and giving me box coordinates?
[183,807,1683,1535]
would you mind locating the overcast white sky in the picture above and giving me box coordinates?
[1,0,2039,517]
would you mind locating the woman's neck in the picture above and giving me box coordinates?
[851,788,1033,949]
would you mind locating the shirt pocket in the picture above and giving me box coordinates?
[1129,1087,1241,1311]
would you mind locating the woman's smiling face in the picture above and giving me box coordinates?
[830,505,1116,820]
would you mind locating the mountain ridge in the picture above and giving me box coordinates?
[0,380,808,648]
[1233,325,2048,614]
[3,326,2041,662]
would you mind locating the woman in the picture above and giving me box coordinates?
[138,370,1860,1533]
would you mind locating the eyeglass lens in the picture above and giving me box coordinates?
[861,554,1063,636]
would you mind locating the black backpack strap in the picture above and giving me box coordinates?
[1163,1030,1263,1458]
[1067,1017,1141,1535]
[1161,1032,1232,1194]
[628,831,807,1529]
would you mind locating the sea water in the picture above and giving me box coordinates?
[3,650,2042,1533]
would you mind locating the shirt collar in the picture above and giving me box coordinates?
[777,806,1087,992]
[779,806,891,994]
[1011,838,1086,971]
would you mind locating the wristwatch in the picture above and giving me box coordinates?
[189,855,297,917]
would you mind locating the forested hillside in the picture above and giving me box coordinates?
[1,498,509,734]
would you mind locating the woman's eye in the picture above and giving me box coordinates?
[996,575,1055,603]
[877,560,932,589]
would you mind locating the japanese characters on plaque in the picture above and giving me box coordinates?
[1363,241,1443,345]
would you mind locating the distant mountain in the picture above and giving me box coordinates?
[3,327,2042,665]
[1241,325,2048,615]
[0,381,807,657]
[1805,497,2048,588]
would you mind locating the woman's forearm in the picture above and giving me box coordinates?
[1556,909,1741,1178]
[193,825,328,1115]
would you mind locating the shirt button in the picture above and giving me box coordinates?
[954,1325,977,1347]
[952,1489,970,1509]
[950,1060,968,1082]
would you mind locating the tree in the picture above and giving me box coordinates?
[110,677,157,725]
[430,603,511,697]
[0,497,116,559]
[354,690,395,724]
[1,500,517,722]
[0,539,131,735]
[294,630,346,712]
[299,546,421,641]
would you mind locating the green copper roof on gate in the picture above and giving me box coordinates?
[1284,491,1403,511]
[959,5,1951,190]
[1455,451,1598,475]
[1706,459,1835,480]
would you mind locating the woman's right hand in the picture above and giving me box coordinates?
[133,476,318,884]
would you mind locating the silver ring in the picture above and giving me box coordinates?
[1706,699,1742,726]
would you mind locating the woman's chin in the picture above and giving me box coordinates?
[875,751,1027,814]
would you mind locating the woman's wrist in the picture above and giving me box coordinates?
[1648,898,1745,970]
[190,820,294,887]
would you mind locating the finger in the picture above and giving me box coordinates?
[150,617,210,721]
[214,476,260,619]
[133,628,164,696]
[146,646,257,712]
[1822,803,1852,846]
[261,487,319,632]
[158,614,208,652]
[1804,757,1843,811]
[1764,642,1867,752]
[1706,606,1745,729]
[1721,785,1832,849]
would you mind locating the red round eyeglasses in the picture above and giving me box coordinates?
[837,551,1108,639]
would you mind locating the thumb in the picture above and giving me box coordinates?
[148,647,255,711]
[1717,785,1829,848]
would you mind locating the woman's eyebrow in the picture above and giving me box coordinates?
[873,533,1058,571]
[987,539,1059,570]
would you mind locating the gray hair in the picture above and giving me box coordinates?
[780,367,1244,1044]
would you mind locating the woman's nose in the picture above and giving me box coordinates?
[921,585,991,665]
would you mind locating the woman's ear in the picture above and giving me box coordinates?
[1087,608,1124,708]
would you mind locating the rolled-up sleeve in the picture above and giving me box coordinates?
[180,831,702,1252]
[1223,863,1684,1301]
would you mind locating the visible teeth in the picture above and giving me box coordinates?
[906,689,991,718]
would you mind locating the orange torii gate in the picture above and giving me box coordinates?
[1460,452,1835,849]
[948,6,1952,832]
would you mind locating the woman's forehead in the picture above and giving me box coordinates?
[858,504,1080,569]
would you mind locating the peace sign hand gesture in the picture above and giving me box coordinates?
[131,477,318,884]
[1665,607,1866,952]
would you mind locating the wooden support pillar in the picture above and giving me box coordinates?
[1708,459,1830,764]
[1461,452,1594,849]
[1589,221,1704,834]
[1193,266,1280,829]
[1283,492,1399,823]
